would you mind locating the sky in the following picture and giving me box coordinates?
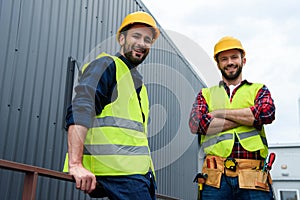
[142,0,300,144]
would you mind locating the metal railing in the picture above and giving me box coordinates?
[0,159,180,200]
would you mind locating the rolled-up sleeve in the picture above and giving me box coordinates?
[250,85,276,130]
[189,90,213,135]
[65,56,116,129]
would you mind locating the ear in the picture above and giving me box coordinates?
[242,57,246,65]
[119,34,125,46]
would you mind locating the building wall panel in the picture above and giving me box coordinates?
[0,0,205,199]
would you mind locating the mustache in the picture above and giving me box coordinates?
[123,46,147,54]
[133,46,147,53]
[225,64,237,69]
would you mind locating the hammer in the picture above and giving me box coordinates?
[193,173,208,200]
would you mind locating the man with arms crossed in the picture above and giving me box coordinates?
[189,36,275,200]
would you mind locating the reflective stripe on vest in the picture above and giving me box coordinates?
[239,130,268,146]
[83,144,149,155]
[202,133,233,149]
[202,130,268,149]
[92,116,144,133]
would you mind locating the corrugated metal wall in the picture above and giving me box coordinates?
[0,0,205,199]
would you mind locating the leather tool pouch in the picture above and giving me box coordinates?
[238,169,270,191]
[202,158,222,188]
[203,168,222,188]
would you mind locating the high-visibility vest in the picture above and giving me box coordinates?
[201,83,268,158]
[63,52,153,176]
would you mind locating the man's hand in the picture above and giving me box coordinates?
[67,125,96,193]
[69,165,97,193]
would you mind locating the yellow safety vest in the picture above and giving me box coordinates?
[63,53,153,176]
[201,83,268,158]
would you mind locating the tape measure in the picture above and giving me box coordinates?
[224,157,237,172]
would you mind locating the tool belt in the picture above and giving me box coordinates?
[202,155,272,191]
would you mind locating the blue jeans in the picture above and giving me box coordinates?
[202,175,274,200]
[96,172,156,200]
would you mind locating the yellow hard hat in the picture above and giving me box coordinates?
[117,11,160,42]
[214,36,245,61]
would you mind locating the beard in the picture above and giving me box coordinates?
[124,50,147,66]
[220,63,243,80]
[123,40,149,66]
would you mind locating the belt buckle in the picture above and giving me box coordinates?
[224,158,237,172]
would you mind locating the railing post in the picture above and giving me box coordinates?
[22,171,38,200]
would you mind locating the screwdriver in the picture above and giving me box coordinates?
[266,152,276,171]
[262,152,276,172]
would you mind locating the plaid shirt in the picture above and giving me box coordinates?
[189,80,275,159]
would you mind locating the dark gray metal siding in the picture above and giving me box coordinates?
[0,0,205,199]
